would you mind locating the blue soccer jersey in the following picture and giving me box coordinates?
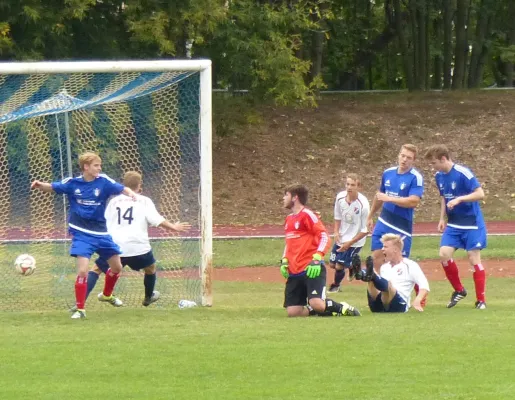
[435,164,485,230]
[52,174,124,235]
[377,166,424,235]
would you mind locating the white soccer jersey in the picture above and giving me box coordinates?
[333,191,370,247]
[105,194,166,257]
[379,258,430,307]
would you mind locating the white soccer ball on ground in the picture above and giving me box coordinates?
[14,254,36,276]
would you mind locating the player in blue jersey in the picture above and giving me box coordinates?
[366,144,425,304]
[424,145,487,309]
[31,152,137,319]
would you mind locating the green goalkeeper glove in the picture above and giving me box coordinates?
[305,253,323,279]
[280,258,289,279]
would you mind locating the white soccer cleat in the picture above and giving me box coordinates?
[98,293,123,307]
[71,310,86,319]
[142,291,161,307]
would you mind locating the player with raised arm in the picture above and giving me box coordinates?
[328,173,370,293]
[31,152,137,319]
[80,171,191,308]
[281,184,360,317]
[352,234,430,313]
[424,145,487,309]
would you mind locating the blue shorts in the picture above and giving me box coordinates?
[368,292,408,313]
[371,221,412,257]
[329,244,362,267]
[95,251,156,273]
[441,226,487,251]
[69,230,121,260]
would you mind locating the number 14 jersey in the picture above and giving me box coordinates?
[105,194,166,257]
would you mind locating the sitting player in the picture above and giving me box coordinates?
[352,233,429,313]
[73,171,191,309]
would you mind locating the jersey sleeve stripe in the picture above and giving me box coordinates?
[454,164,475,180]
[99,173,116,183]
[410,168,423,186]
[303,208,319,223]
[317,231,329,253]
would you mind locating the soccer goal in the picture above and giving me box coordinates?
[0,60,212,311]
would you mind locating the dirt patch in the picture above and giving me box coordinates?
[213,91,515,225]
[214,258,515,283]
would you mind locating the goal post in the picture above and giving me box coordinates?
[0,60,213,310]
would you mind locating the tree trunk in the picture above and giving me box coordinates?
[433,1,443,89]
[452,0,468,89]
[468,0,491,88]
[461,0,473,88]
[393,0,414,89]
[416,0,428,90]
[311,30,324,79]
[409,1,420,89]
[442,0,453,89]
[505,18,515,87]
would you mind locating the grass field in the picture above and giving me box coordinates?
[1,236,515,399]
[213,235,515,267]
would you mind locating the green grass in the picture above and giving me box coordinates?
[1,278,515,399]
[213,235,515,267]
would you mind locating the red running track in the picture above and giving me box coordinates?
[2,221,515,240]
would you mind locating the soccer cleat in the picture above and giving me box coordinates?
[71,309,86,319]
[349,254,362,281]
[69,305,78,313]
[142,291,161,307]
[475,301,487,310]
[98,293,123,307]
[339,301,361,316]
[327,284,341,293]
[446,288,467,308]
[359,256,375,282]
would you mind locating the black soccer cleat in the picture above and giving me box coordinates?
[361,255,375,282]
[349,254,362,281]
[447,288,467,308]
[327,284,341,293]
[475,301,486,310]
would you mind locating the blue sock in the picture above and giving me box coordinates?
[144,273,156,299]
[334,269,345,285]
[86,271,100,300]
[372,275,389,292]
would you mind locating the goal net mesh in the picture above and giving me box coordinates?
[0,70,203,311]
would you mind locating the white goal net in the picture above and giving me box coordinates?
[0,60,212,311]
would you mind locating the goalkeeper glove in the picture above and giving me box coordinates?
[280,258,289,279]
[305,253,323,279]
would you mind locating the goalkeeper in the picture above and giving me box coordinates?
[73,171,190,310]
[281,184,361,317]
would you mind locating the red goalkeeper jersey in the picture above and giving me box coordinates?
[283,207,330,275]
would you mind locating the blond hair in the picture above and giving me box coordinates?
[346,173,361,186]
[123,171,142,190]
[401,144,418,159]
[380,233,404,252]
[78,152,101,171]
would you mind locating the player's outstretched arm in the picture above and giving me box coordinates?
[159,220,192,232]
[30,181,54,193]
[122,186,137,201]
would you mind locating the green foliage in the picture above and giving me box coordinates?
[205,0,326,106]
[1,0,515,102]
[124,0,227,57]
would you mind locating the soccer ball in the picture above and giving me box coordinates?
[14,254,36,276]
